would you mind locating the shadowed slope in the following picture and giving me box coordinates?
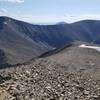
[1,16,100,66]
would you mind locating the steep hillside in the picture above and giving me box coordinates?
[71,20,100,43]
[0,49,7,66]
[1,16,100,66]
[0,16,73,66]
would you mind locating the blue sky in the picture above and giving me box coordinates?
[0,0,100,23]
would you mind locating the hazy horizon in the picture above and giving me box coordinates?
[0,0,100,23]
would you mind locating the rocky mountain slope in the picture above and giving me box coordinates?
[0,16,100,100]
[0,42,100,100]
[1,16,100,66]
[44,42,100,80]
[0,58,100,100]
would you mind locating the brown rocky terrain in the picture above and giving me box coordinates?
[45,42,100,80]
[0,13,100,100]
[0,43,100,100]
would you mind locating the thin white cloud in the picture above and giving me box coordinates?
[0,8,8,13]
[11,14,100,23]
[0,0,24,3]
[0,8,8,16]
[1,13,100,24]
[64,14,100,23]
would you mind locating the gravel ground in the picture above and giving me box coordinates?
[45,42,100,80]
[0,59,100,100]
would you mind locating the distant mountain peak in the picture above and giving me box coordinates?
[56,21,67,25]
[0,16,11,20]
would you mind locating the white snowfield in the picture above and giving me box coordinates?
[79,44,100,52]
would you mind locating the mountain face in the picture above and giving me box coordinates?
[45,42,100,77]
[0,16,100,66]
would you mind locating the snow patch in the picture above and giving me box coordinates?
[79,44,100,52]
[52,47,56,50]
[4,22,7,25]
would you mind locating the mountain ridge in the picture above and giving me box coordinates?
[1,16,100,67]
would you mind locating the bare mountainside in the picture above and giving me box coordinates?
[1,16,100,66]
[44,42,100,80]
[0,17,100,99]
